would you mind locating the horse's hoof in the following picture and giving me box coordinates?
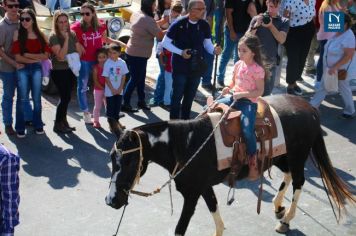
[275,221,290,234]
[275,206,286,219]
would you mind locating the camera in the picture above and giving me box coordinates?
[187,49,207,77]
[187,49,199,68]
[262,12,271,25]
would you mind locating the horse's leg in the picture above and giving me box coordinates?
[202,187,224,236]
[273,172,292,219]
[275,167,305,233]
[175,193,200,236]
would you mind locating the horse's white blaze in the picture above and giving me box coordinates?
[273,173,292,211]
[212,208,224,236]
[147,128,169,146]
[283,189,302,224]
[106,171,119,204]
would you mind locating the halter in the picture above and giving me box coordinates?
[114,130,144,192]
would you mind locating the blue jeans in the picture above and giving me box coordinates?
[217,26,242,84]
[124,55,148,105]
[152,57,165,104]
[213,6,224,44]
[263,65,277,96]
[316,40,327,82]
[216,96,257,155]
[78,61,95,112]
[201,50,215,86]
[106,95,122,120]
[16,63,43,132]
[170,73,200,120]
[0,71,32,126]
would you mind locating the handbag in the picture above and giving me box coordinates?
[323,68,338,92]
[338,69,347,80]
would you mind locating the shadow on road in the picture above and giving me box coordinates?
[318,92,356,144]
[9,133,81,189]
[9,129,112,189]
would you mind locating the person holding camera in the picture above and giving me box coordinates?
[249,0,289,96]
[162,0,222,119]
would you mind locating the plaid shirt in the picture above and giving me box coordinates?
[0,145,20,236]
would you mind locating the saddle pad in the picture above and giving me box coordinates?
[208,107,286,171]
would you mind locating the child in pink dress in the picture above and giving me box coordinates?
[219,34,267,180]
[92,48,108,128]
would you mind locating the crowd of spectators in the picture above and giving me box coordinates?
[1,0,356,234]
[0,0,355,134]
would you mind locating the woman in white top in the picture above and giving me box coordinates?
[283,0,316,95]
[310,13,355,119]
[316,0,343,83]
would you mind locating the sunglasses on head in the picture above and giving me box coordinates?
[6,4,20,9]
[20,17,32,22]
[80,12,91,16]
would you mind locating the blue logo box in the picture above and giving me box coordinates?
[324,12,345,32]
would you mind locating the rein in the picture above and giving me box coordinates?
[118,100,237,199]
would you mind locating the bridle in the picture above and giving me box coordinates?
[113,130,144,193]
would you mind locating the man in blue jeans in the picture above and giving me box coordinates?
[162,0,221,119]
[0,0,32,135]
[217,0,255,87]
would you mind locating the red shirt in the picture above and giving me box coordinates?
[71,20,107,62]
[163,49,172,73]
[94,64,106,90]
[11,38,51,55]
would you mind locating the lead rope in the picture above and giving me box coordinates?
[112,204,127,236]
[130,100,237,198]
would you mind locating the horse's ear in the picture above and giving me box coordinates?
[108,118,124,139]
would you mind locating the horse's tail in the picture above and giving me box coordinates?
[311,128,356,221]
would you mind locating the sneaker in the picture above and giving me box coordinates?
[53,122,72,133]
[35,128,45,135]
[83,112,93,124]
[17,131,26,138]
[293,85,303,95]
[93,121,102,128]
[305,68,316,75]
[218,81,225,87]
[202,84,214,91]
[148,98,161,107]
[5,125,16,135]
[339,113,355,119]
[287,87,295,95]
[137,102,151,110]
[119,112,125,118]
[121,104,139,113]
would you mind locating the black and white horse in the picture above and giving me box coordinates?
[105,95,355,235]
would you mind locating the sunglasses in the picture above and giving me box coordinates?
[80,12,91,16]
[6,4,20,9]
[20,17,32,22]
